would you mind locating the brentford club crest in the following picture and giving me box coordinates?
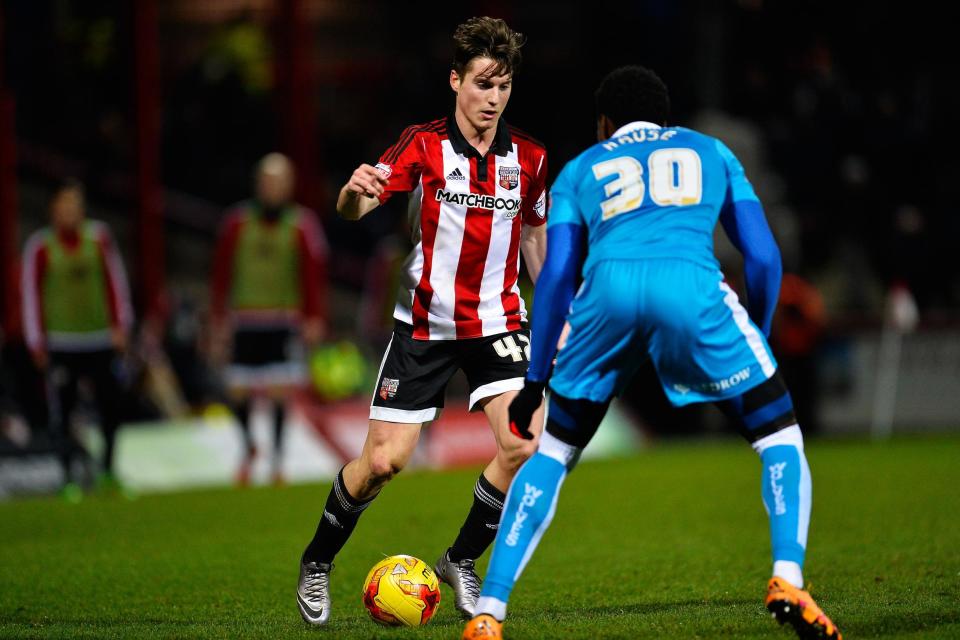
[498,166,520,190]
[379,378,399,400]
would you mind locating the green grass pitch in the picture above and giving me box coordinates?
[2,434,958,639]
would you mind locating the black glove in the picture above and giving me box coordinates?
[508,380,546,440]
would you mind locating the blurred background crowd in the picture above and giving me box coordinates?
[0,0,955,498]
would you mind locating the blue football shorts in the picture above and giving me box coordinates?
[550,258,778,406]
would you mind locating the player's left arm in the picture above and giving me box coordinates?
[296,209,329,346]
[716,140,782,336]
[94,222,134,350]
[210,212,241,326]
[520,223,546,283]
[509,164,586,440]
[519,150,549,283]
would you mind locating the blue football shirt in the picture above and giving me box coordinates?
[548,122,760,277]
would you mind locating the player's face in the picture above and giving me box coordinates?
[256,169,294,208]
[50,189,84,231]
[450,57,512,133]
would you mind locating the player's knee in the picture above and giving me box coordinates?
[721,370,800,444]
[365,452,405,484]
[541,394,607,458]
[499,438,538,473]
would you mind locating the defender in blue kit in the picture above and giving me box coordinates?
[463,66,841,640]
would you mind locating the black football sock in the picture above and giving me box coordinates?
[235,399,254,454]
[272,402,286,470]
[303,467,376,564]
[448,473,505,562]
[101,423,118,474]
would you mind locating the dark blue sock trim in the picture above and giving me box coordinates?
[545,393,610,448]
[743,392,794,431]
[546,394,577,430]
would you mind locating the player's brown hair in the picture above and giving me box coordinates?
[50,177,85,203]
[452,17,525,79]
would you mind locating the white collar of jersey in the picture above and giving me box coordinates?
[610,121,662,138]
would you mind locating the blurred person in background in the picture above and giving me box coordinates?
[210,153,328,486]
[21,179,134,501]
[771,273,826,434]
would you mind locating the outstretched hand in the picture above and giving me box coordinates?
[508,380,546,440]
[344,164,389,200]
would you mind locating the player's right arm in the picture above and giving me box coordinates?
[337,125,425,221]
[336,164,388,220]
[209,212,242,364]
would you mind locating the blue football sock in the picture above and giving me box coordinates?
[480,451,568,604]
[753,426,811,574]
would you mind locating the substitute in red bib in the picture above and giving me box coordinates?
[211,153,328,486]
[22,179,134,500]
[297,17,547,626]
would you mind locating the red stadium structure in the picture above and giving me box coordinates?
[0,4,21,343]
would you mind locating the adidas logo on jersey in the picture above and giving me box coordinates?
[446,167,466,181]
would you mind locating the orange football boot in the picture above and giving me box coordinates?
[462,614,503,640]
[766,576,842,639]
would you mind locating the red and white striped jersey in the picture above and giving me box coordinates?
[376,115,548,340]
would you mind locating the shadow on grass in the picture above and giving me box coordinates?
[518,597,756,620]
[8,606,959,639]
[523,600,960,638]
[847,610,960,637]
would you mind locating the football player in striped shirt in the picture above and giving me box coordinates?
[297,16,549,625]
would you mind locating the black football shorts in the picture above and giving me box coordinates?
[370,321,530,423]
[227,326,305,388]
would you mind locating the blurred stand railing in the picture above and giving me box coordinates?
[18,141,224,234]
[819,327,960,436]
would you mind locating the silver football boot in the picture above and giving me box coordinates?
[434,549,481,619]
[297,557,332,625]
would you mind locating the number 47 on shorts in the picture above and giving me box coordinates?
[493,335,530,362]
